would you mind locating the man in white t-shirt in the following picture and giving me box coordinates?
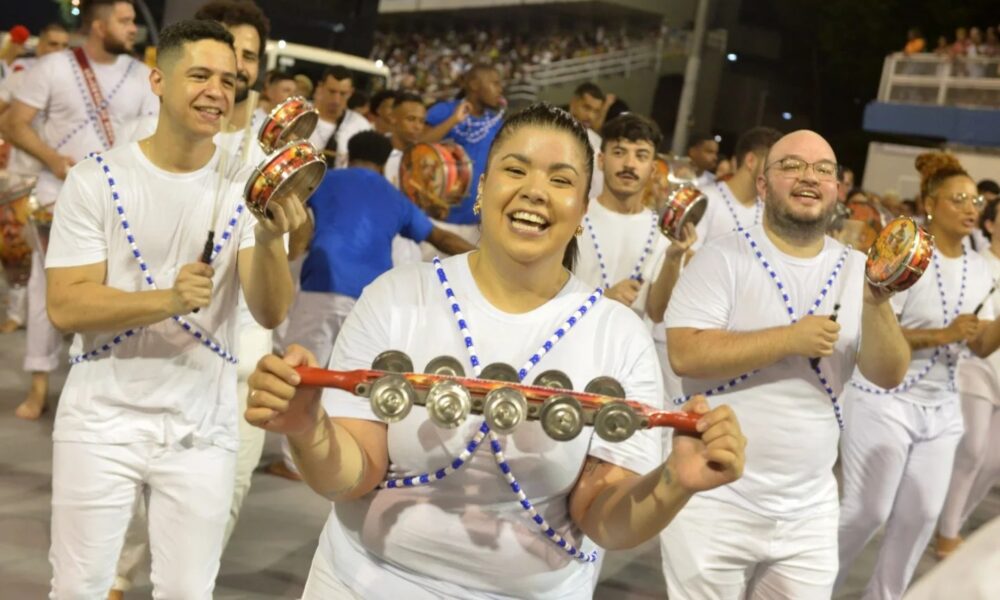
[1,0,158,421]
[661,130,910,599]
[567,82,607,200]
[687,133,719,189]
[43,20,304,597]
[694,126,782,249]
[384,91,427,266]
[308,65,373,169]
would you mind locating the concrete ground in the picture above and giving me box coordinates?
[0,311,995,598]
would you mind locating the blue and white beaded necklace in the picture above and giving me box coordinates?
[583,208,659,289]
[717,182,762,230]
[381,256,604,563]
[69,152,244,364]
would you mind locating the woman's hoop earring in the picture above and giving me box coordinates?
[473,197,482,216]
[575,225,584,236]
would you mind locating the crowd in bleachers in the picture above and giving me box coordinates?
[902,24,1000,77]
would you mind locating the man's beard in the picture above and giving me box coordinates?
[235,72,251,104]
[765,192,835,244]
[103,36,132,55]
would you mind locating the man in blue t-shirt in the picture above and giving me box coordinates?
[423,64,505,243]
[284,130,474,367]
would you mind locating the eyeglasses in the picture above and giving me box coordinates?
[936,192,986,209]
[765,157,839,182]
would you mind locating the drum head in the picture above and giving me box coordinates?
[264,160,326,216]
[866,217,919,287]
[273,110,318,150]
[244,141,327,220]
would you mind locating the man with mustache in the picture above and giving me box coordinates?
[661,130,910,599]
[1,0,158,421]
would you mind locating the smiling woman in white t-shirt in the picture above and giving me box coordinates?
[247,103,747,599]
[836,153,1000,599]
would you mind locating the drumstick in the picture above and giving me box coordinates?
[809,248,851,370]
[974,280,997,315]
[237,90,260,167]
[193,113,232,313]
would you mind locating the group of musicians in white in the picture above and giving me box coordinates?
[0,1,998,599]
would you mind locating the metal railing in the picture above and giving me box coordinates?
[877,53,1000,109]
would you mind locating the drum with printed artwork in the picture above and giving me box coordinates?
[865,216,933,291]
[658,185,707,242]
[0,173,38,286]
[257,96,319,153]
[399,142,472,220]
[244,140,327,221]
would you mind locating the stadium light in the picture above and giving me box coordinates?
[71,7,80,15]
[714,135,722,143]
[782,112,793,120]
[375,59,384,68]
[277,39,286,49]
[726,53,737,62]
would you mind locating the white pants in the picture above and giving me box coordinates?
[50,441,235,599]
[938,395,1000,538]
[420,220,480,261]
[301,535,365,600]
[836,392,964,599]
[5,283,27,325]
[280,291,355,473]
[660,495,838,600]
[112,323,272,590]
[25,247,62,371]
[903,514,1000,600]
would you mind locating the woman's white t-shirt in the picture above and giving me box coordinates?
[45,142,256,450]
[666,226,865,519]
[316,253,664,599]
[957,249,1000,406]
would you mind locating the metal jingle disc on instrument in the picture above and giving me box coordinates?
[532,369,573,390]
[593,401,639,443]
[243,140,327,221]
[584,376,626,399]
[424,355,466,377]
[539,395,584,441]
[659,186,707,241]
[864,216,933,292]
[425,379,473,429]
[483,387,528,434]
[371,350,414,373]
[257,96,319,153]
[368,373,417,423]
[480,362,520,383]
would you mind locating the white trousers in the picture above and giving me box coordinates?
[5,283,27,325]
[660,495,838,600]
[50,441,235,599]
[938,395,1000,538]
[301,535,365,600]
[112,323,272,590]
[25,247,61,371]
[280,291,355,473]
[836,392,964,599]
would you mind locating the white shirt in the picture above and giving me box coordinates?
[384,147,403,188]
[854,249,995,407]
[666,226,866,518]
[382,147,423,266]
[319,254,663,599]
[307,108,373,169]
[695,170,716,188]
[0,61,43,176]
[45,142,256,450]
[14,49,158,205]
[587,128,603,200]
[957,248,1000,406]
[574,199,670,319]
[694,180,763,249]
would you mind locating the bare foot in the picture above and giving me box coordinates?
[266,460,302,481]
[0,319,21,333]
[107,590,124,600]
[934,533,962,560]
[14,397,46,420]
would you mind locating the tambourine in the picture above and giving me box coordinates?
[658,185,707,241]
[399,142,472,220]
[257,96,319,154]
[294,350,700,443]
[865,216,933,292]
[244,140,327,220]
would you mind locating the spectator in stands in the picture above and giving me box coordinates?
[687,133,719,188]
[904,27,926,54]
[422,63,505,244]
[309,66,373,168]
[951,27,971,58]
[368,89,396,134]
[568,82,607,198]
[260,70,298,114]
[504,65,539,111]
[934,35,950,56]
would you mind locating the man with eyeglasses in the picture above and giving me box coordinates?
[660,130,910,599]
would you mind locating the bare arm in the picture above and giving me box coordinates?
[426,226,475,255]
[47,261,212,333]
[419,101,470,144]
[968,318,1000,358]
[856,289,910,388]
[1,100,72,176]
[287,215,313,262]
[646,225,697,323]
[569,400,744,550]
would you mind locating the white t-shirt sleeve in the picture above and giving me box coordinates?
[13,54,53,110]
[238,208,257,251]
[664,244,733,330]
[45,161,108,268]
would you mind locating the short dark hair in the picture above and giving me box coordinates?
[348,90,369,110]
[347,130,393,166]
[732,127,782,169]
[40,22,69,36]
[979,179,1000,195]
[980,196,1000,240]
[601,113,664,151]
[156,19,234,67]
[464,63,497,87]
[573,82,605,102]
[393,91,424,109]
[265,70,295,86]
[321,65,354,85]
[370,89,396,113]
[487,102,593,271]
[687,132,716,151]
[194,0,269,59]
[80,0,133,33]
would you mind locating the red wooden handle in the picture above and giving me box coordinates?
[295,366,369,392]
[647,410,701,433]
